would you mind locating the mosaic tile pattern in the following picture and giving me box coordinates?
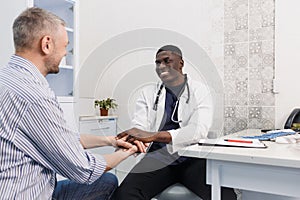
[224,43,249,106]
[249,0,275,41]
[224,0,249,43]
[223,0,275,134]
[224,106,248,134]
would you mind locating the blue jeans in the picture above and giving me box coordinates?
[52,172,118,200]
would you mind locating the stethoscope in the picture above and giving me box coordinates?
[152,74,190,123]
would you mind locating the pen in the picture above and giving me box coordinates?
[224,139,253,143]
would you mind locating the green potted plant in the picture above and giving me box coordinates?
[94,98,118,116]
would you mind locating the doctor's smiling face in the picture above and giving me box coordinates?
[155,50,185,87]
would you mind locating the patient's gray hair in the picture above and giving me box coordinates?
[13,7,65,51]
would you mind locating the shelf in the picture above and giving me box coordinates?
[46,68,73,97]
[58,96,75,103]
[65,0,75,4]
[60,65,73,70]
[66,27,74,33]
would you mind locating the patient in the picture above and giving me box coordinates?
[112,45,237,200]
[0,7,138,200]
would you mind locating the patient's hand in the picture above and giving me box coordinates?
[115,136,133,149]
[117,143,139,155]
[116,133,149,153]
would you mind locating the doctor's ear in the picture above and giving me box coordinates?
[180,59,184,67]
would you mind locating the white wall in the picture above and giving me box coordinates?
[77,0,225,132]
[275,0,300,128]
[0,0,27,68]
[78,0,224,67]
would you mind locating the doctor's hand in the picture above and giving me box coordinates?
[117,128,172,144]
[113,136,143,155]
[117,128,156,143]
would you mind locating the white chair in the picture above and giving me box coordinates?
[151,183,202,200]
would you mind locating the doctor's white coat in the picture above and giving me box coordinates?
[131,76,213,154]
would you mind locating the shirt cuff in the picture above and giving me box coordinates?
[87,154,107,184]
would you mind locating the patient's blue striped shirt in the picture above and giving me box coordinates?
[0,55,106,199]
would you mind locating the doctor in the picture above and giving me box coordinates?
[113,45,237,200]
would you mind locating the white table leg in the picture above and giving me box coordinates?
[211,162,221,200]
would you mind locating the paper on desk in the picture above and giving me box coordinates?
[198,138,267,148]
[275,134,300,144]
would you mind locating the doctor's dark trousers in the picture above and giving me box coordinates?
[111,156,237,200]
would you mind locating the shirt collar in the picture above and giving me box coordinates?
[9,54,49,86]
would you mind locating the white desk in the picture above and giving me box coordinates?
[178,129,300,200]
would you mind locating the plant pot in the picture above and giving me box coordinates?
[100,108,108,116]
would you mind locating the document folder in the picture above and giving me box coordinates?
[198,138,267,148]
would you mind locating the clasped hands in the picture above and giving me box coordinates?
[115,128,155,153]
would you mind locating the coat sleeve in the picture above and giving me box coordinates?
[166,82,213,153]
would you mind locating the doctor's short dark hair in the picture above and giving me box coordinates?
[156,45,183,58]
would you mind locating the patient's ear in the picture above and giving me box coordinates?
[41,35,52,55]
